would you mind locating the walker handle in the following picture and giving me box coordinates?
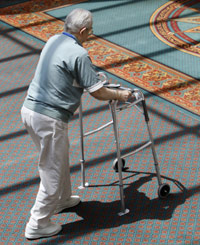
[104,84,121,88]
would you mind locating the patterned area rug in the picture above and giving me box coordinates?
[0,0,200,115]
[1,1,200,244]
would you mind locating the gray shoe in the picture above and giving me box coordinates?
[25,222,62,239]
[54,195,81,214]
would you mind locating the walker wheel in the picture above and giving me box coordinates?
[113,158,126,172]
[158,183,170,199]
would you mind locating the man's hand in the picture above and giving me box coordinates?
[91,86,133,102]
[116,89,132,102]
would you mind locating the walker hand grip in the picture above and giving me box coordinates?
[104,84,121,88]
[141,100,149,122]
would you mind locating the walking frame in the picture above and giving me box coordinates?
[78,74,170,216]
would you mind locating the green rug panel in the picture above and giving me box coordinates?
[47,0,200,79]
[0,0,29,8]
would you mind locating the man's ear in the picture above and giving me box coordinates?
[80,27,87,35]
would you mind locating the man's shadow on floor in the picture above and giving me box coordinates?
[49,173,200,242]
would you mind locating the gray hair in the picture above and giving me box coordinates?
[64,8,92,33]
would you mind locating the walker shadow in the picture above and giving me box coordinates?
[39,175,199,244]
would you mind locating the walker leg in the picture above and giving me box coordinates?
[146,121,162,186]
[79,160,89,189]
[109,101,129,216]
[141,100,170,198]
[141,100,162,184]
[78,100,89,189]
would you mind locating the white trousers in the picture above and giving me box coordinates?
[21,106,72,228]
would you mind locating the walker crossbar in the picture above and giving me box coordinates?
[83,120,113,137]
[78,83,170,215]
[116,141,152,162]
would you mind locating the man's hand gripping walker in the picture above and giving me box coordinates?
[78,72,170,216]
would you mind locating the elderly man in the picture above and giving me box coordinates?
[21,8,131,239]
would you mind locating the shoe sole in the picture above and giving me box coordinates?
[25,226,62,240]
